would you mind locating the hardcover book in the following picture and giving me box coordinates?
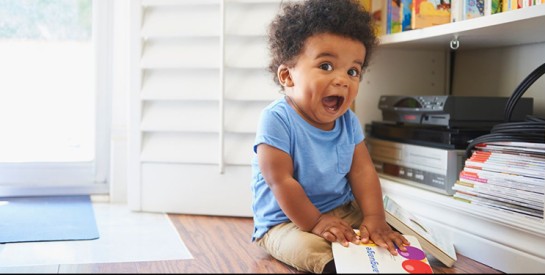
[382,195,457,267]
[333,232,433,273]
[412,0,451,29]
[450,0,463,22]
[463,0,485,19]
[387,0,402,33]
[401,0,413,31]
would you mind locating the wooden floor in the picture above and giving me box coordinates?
[57,214,503,273]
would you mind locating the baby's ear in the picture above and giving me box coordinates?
[277,65,294,87]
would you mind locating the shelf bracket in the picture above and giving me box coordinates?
[450,35,460,51]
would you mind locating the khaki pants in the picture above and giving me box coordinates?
[255,200,362,274]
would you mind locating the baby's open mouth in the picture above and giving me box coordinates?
[322,96,344,112]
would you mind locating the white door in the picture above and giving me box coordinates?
[0,0,111,197]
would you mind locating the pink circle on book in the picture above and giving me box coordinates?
[398,245,426,260]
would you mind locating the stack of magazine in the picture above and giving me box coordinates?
[453,141,545,220]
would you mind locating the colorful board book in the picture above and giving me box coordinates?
[463,0,485,19]
[412,0,451,29]
[332,232,433,273]
[387,0,402,33]
[401,0,413,31]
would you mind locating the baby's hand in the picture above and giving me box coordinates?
[311,214,359,247]
[359,218,410,256]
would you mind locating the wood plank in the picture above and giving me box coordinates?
[168,214,300,273]
[167,214,503,274]
[54,214,503,273]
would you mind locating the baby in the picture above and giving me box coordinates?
[250,0,409,273]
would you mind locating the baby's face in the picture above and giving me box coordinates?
[284,32,366,131]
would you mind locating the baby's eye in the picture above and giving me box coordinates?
[319,63,333,71]
[348,68,360,77]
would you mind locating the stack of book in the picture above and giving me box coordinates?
[453,141,545,220]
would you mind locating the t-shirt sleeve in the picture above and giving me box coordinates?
[350,110,365,145]
[253,108,291,155]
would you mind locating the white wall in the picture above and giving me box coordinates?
[453,42,545,118]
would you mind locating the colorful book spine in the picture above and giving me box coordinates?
[388,0,402,33]
[450,0,463,22]
[463,0,485,19]
[491,0,502,13]
[401,0,413,31]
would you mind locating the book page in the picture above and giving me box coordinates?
[332,234,433,274]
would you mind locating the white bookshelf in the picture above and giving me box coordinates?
[379,5,545,50]
[369,4,545,273]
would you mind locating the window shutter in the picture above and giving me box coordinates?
[129,0,288,215]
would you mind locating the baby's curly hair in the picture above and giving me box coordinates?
[268,0,377,87]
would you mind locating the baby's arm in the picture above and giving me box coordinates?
[348,141,410,255]
[257,143,358,246]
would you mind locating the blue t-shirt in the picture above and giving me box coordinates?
[251,97,365,240]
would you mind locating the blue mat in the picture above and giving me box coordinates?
[0,195,99,244]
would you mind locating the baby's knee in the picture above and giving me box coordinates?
[284,234,334,273]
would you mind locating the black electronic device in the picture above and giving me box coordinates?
[378,95,534,128]
[368,121,490,150]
